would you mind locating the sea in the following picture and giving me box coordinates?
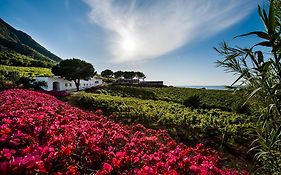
[179,85,227,90]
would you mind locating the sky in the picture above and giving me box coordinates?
[0,0,266,86]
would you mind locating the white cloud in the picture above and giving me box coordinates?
[84,0,255,62]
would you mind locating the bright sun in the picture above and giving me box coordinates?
[121,36,137,53]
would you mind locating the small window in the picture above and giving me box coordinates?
[69,83,72,87]
[83,84,85,86]
[65,83,68,87]
[95,81,99,84]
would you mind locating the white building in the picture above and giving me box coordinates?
[34,76,103,91]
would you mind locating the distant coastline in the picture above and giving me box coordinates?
[178,85,227,90]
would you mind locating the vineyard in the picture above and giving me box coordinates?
[87,85,251,113]
[0,89,248,174]
[0,65,53,77]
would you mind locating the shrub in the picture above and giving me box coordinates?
[231,101,252,115]
[183,95,202,108]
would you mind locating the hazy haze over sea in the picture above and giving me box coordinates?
[179,85,226,90]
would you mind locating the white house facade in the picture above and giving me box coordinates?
[34,76,103,91]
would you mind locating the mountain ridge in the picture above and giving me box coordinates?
[0,18,62,62]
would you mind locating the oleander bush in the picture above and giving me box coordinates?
[0,89,248,174]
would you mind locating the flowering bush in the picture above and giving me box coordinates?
[37,90,70,98]
[0,89,247,174]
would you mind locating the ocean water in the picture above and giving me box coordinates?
[180,85,227,90]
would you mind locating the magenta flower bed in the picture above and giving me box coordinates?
[36,90,70,98]
[0,89,247,174]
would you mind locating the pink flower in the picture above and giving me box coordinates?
[102,163,113,173]
[68,165,78,174]
[164,169,178,175]
[133,168,141,175]
[133,157,140,163]
[142,165,155,174]
[60,145,72,156]
[190,165,201,173]
[0,127,11,134]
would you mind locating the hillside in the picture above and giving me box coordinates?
[0,18,61,63]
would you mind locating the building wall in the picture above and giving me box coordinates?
[34,77,53,91]
[139,81,164,86]
[34,76,103,91]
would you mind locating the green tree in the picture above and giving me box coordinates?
[114,71,124,79]
[123,71,136,80]
[101,69,114,78]
[215,0,281,173]
[52,58,96,91]
[135,71,146,81]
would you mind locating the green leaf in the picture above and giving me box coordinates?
[272,41,281,52]
[243,87,262,107]
[235,31,270,40]
[254,41,272,47]
[263,9,269,28]
[271,126,281,147]
[268,0,276,34]
[258,5,266,23]
[272,84,281,95]
[256,51,264,64]
[231,73,245,87]
[261,61,272,72]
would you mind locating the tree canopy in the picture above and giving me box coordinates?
[113,71,146,80]
[113,71,123,79]
[122,71,136,79]
[135,71,146,81]
[101,69,114,78]
[52,58,96,91]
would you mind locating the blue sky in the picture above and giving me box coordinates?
[0,0,265,86]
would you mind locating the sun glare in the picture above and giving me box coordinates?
[121,36,137,53]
